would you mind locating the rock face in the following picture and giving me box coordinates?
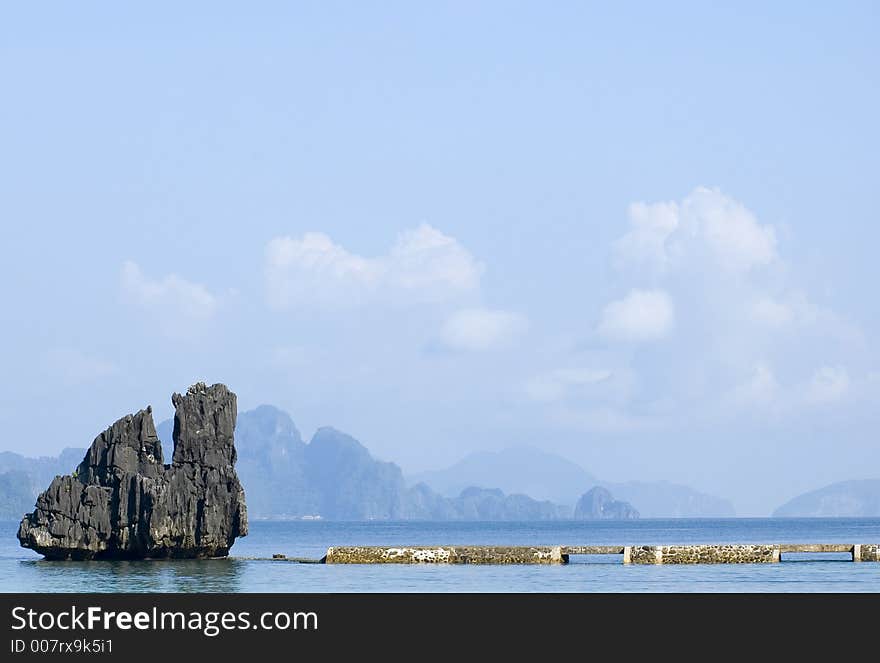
[17,383,247,560]
[574,487,639,520]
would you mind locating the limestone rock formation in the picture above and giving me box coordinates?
[574,486,639,520]
[17,383,247,560]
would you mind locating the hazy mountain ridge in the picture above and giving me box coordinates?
[602,480,735,518]
[0,471,35,521]
[5,404,729,520]
[161,407,576,520]
[0,448,86,520]
[773,480,880,517]
[410,447,736,517]
[409,447,597,505]
[0,448,86,487]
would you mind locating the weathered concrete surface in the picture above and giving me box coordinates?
[561,545,625,555]
[325,543,880,565]
[627,544,779,564]
[855,544,880,562]
[778,543,854,553]
[325,546,568,564]
[18,383,248,560]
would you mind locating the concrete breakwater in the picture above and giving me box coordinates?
[324,546,567,564]
[312,543,880,565]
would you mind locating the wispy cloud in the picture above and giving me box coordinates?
[120,261,220,336]
[524,368,613,403]
[264,224,483,310]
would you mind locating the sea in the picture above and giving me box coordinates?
[2,518,879,592]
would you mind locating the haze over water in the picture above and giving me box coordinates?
[3,519,879,593]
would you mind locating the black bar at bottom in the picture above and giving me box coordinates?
[1,593,875,658]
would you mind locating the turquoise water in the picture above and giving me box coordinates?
[2,519,879,592]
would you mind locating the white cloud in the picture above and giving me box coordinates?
[41,348,117,385]
[387,225,482,292]
[265,224,483,309]
[679,187,777,271]
[806,366,850,404]
[590,186,864,424]
[121,261,218,322]
[615,200,679,270]
[264,232,381,309]
[597,289,674,341]
[616,187,777,273]
[439,308,528,351]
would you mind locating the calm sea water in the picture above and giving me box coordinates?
[2,518,879,592]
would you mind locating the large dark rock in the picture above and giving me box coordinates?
[17,383,248,560]
[574,487,639,520]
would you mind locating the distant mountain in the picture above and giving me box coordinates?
[160,407,409,519]
[410,447,736,517]
[5,405,733,521]
[305,427,411,520]
[0,471,35,520]
[160,407,571,520]
[449,487,567,520]
[773,480,880,517]
[216,405,315,518]
[0,447,85,488]
[0,448,86,520]
[602,481,736,518]
[574,487,638,520]
[409,447,597,505]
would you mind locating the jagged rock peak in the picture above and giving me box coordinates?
[77,407,164,486]
[171,382,238,468]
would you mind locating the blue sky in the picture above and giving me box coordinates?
[1,2,878,515]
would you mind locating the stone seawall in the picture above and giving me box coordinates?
[627,544,779,564]
[319,543,880,565]
[325,546,567,564]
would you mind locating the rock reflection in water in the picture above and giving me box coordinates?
[18,558,245,593]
